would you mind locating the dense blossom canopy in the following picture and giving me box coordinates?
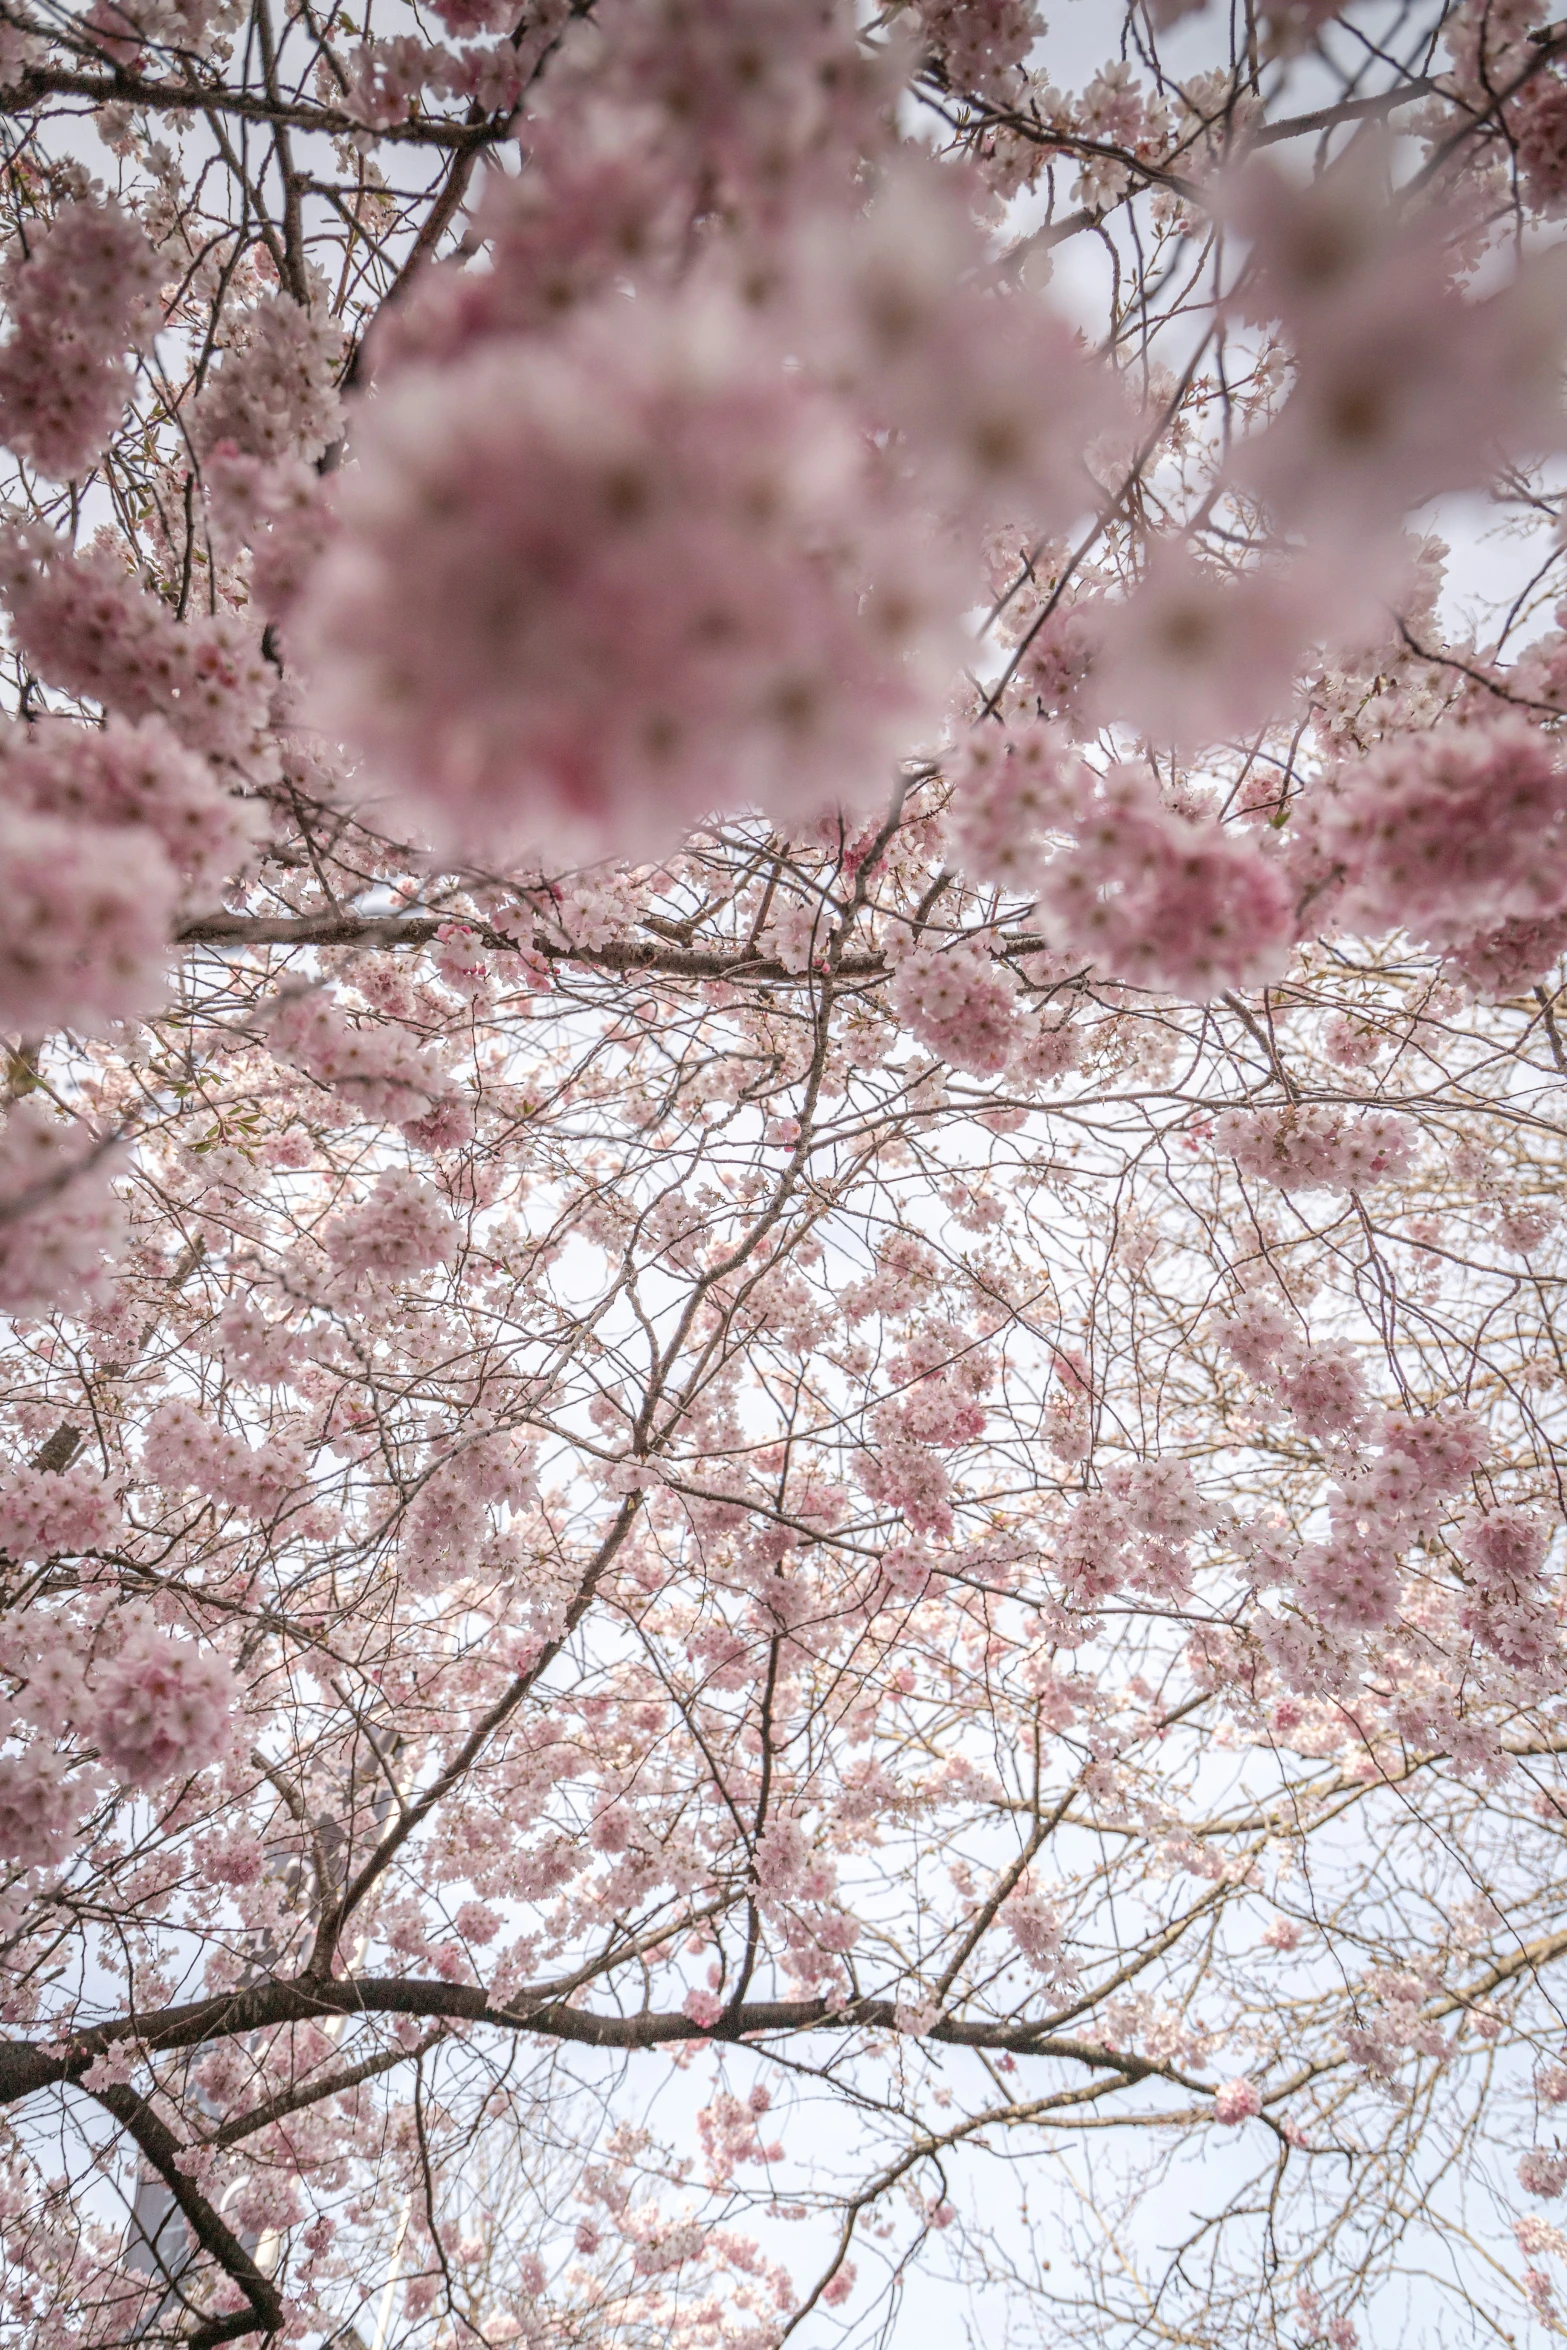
[3,3,1567,2347]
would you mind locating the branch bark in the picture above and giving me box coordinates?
[0,55,504,147]
[8,1978,1205,2108]
[176,908,892,985]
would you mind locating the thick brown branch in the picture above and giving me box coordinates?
[31,1920,1567,2125]
[177,908,891,985]
[8,1977,1179,2110]
[0,57,501,147]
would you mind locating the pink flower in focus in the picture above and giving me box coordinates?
[191,291,345,467]
[2,713,263,898]
[952,732,1293,996]
[1215,1105,1415,1193]
[1213,2077,1262,2124]
[1294,1536,1401,1632]
[911,0,1038,100]
[0,1464,119,1563]
[0,525,271,761]
[947,721,1071,893]
[1458,1508,1558,1675]
[886,937,1018,1075]
[1035,762,1294,999]
[89,1627,237,1789]
[1520,2149,1567,2200]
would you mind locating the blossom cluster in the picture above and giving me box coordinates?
[1054,1456,1216,1611]
[1316,721,1567,969]
[0,1464,119,1563]
[0,1104,123,1317]
[323,1170,459,1278]
[1220,1296,1370,1442]
[303,279,964,864]
[268,995,457,1130]
[140,1397,306,1518]
[88,1624,237,1788]
[1215,1106,1416,1194]
[950,731,1294,997]
[0,197,158,481]
[0,525,272,763]
[1256,1406,1500,1638]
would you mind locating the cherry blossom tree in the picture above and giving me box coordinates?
[4,1,1567,2345]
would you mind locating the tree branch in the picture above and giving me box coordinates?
[177,908,892,985]
[0,56,503,147]
[87,2078,284,2345]
[13,1979,1189,2107]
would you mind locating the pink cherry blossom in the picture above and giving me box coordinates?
[1005,1881,1066,1973]
[0,197,158,480]
[912,0,1039,99]
[0,1104,124,1315]
[373,114,689,367]
[323,1171,460,1277]
[1212,2077,1262,2125]
[202,446,332,622]
[0,524,272,761]
[88,1626,237,1789]
[191,291,345,467]
[886,936,1018,1075]
[269,993,456,1128]
[1,713,262,897]
[1449,906,1567,997]
[1035,762,1294,999]
[1216,1106,1416,1193]
[140,1398,305,1517]
[951,731,1293,996]
[1520,2151,1567,2200]
[3,12,1567,2347]
[0,1464,118,1562]
[1458,1509,1558,1674]
[303,285,962,862]
[0,1748,91,1870]
[1318,721,1567,954]
[0,798,173,1033]
[796,149,1118,538]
